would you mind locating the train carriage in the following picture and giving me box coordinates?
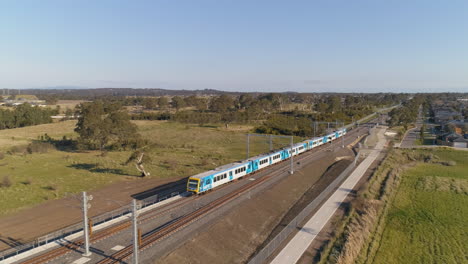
[187,161,249,194]
[187,126,349,194]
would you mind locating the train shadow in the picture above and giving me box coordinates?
[131,177,189,201]
[0,235,24,248]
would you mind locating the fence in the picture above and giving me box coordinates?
[248,153,359,264]
[0,185,185,261]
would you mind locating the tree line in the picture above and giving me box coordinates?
[0,104,56,130]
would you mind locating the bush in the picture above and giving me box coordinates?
[27,142,54,154]
[9,145,28,155]
[1,176,12,188]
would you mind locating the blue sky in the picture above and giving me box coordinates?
[1,0,467,92]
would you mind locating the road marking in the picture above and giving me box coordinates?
[73,257,91,264]
[111,245,125,251]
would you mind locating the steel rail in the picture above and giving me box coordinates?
[18,124,369,264]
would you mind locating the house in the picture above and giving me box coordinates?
[437,132,468,148]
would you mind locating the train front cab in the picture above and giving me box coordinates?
[187,177,201,194]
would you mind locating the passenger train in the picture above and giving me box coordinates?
[187,128,347,194]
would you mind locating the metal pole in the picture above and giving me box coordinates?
[82,192,91,256]
[314,122,316,138]
[132,199,139,264]
[269,134,272,151]
[342,131,344,148]
[290,136,294,174]
[246,134,250,159]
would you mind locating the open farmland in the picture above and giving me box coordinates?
[0,120,296,216]
[370,149,468,264]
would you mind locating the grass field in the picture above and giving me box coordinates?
[370,149,468,264]
[0,120,297,216]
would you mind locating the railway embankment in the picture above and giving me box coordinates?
[156,147,354,264]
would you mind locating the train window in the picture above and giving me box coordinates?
[230,171,233,176]
[206,179,211,184]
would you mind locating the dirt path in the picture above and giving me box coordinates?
[156,147,354,264]
[0,176,184,251]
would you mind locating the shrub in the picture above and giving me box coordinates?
[1,176,12,188]
[27,142,54,154]
[9,145,28,155]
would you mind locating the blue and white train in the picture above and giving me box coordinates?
[187,128,347,194]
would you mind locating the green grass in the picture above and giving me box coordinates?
[371,149,468,264]
[0,120,297,216]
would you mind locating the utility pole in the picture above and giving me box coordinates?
[246,134,250,159]
[132,199,140,264]
[290,136,294,174]
[342,131,345,148]
[82,192,92,256]
[246,133,294,174]
[269,135,272,151]
[313,122,316,138]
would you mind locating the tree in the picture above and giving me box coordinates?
[238,94,254,110]
[75,101,140,150]
[209,95,234,112]
[143,98,157,110]
[326,96,342,113]
[171,96,186,111]
[157,97,169,109]
[125,150,151,177]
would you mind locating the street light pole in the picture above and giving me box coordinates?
[82,192,92,256]
[342,132,345,148]
[132,199,139,264]
[269,134,272,151]
[290,136,294,174]
[246,134,250,159]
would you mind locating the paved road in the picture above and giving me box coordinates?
[399,105,423,148]
[270,127,387,264]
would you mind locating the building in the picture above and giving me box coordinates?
[437,132,468,148]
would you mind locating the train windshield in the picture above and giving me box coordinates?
[188,179,199,190]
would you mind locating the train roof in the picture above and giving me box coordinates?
[189,160,249,180]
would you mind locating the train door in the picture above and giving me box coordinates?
[229,171,233,180]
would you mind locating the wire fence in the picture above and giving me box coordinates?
[0,185,185,261]
[248,154,358,264]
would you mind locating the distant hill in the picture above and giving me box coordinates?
[11,88,232,98]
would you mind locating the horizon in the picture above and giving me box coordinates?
[1,86,467,95]
[1,0,468,93]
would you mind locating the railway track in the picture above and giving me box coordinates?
[96,171,272,264]
[16,125,369,264]
[96,127,369,264]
